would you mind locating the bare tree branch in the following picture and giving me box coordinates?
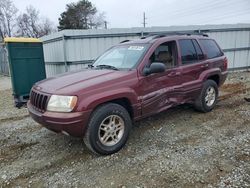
[16,6,56,38]
[0,0,18,39]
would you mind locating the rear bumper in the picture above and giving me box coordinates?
[27,101,91,137]
[220,71,228,86]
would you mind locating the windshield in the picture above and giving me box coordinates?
[93,44,148,69]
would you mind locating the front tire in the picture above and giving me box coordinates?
[84,103,132,155]
[194,80,218,112]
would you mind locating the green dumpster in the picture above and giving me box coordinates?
[4,37,46,108]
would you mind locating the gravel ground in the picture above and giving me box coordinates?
[0,72,250,188]
[0,76,11,91]
[0,75,28,122]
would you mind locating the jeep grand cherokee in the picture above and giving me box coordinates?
[28,33,228,155]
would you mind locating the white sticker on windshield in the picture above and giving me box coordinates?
[128,46,144,50]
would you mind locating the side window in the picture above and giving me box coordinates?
[179,39,198,64]
[199,39,223,59]
[149,41,178,69]
[192,39,205,60]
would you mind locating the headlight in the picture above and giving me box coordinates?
[47,95,77,112]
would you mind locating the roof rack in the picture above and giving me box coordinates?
[120,39,131,43]
[141,31,208,39]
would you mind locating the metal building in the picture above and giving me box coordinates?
[40,24,250,77]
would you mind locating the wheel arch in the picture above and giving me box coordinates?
[88,97,134,120]
[77,89,137,120]
[199,68,221,86]
[207,74,220,86]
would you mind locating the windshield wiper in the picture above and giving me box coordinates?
[95,64,119,70]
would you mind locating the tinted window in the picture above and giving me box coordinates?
[199,39,223,59]
[179,39,198,64]
[192,39,205,60]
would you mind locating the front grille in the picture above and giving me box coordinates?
[30,90,49,112]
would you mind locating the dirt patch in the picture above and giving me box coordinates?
[0,142,39,164]
[0,115,30,123]
[219,82,250,101]
[221,82,246,93]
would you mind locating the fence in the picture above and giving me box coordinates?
[0,44,9,76]
[1,24,250,77]
[41,24,250,77]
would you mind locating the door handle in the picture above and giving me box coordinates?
[167,72,181,77]
[201,64,209,68]
[175,72,181,76]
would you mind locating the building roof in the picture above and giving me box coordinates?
[41,23,250,42]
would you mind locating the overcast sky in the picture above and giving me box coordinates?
[12,0,250,28]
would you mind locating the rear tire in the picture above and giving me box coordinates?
[84,103,132,155]
[194,80,218,112]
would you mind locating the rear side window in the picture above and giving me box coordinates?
[179,39,198,64]
[192,39,205,60]
[199,39,223,59]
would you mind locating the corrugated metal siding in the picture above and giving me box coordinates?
[66,35,139,62]
[208,30,250,69]
[45,64,65,76]
[41,24,250,77]
[43,40,64,63]
[224,52,235,68]
[68,63,89,71]
[208,31,250,50]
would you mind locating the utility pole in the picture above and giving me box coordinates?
[104,21,108,29]
[142,12,147,28]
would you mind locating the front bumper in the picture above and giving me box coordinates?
[27,101,91,137]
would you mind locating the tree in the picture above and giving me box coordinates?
[58,0,106,30]
[16,6,56,38]
[39,18,56,37]
[0,0,18,39]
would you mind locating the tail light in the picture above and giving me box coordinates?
[223,57,228,70]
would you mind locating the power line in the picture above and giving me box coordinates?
[167,0,231,18]
[195,10,250,25]
[148,0,230,20]
[172,0,249,19]
[148,1,250,26]
[148,0,249,25]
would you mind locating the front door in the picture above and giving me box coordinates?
[138,40,182,117]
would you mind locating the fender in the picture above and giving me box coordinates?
[76,87,138,112]
[199,68,221,82]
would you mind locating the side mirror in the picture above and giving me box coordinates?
[143,62,166,76]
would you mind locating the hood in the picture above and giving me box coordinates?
[33,69,136,95]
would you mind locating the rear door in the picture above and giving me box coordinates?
[199,39,225,72]
[177,39,208,96]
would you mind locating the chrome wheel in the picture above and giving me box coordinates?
[98,115,125,147]
[205,86,216,107]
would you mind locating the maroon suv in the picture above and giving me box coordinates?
[28,33,228,155]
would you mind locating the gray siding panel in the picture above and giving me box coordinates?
[65,35,139,62]
[45,64,65,76]
[43,40,64,62]
[42,24,250,77]
[224,52,235,68]
[224,50,250,69]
